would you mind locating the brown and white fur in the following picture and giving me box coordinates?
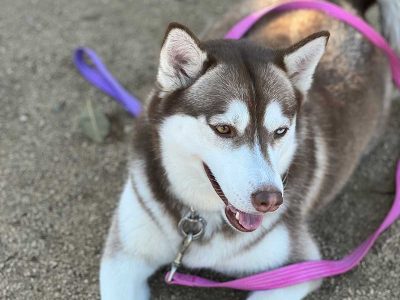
[100,1,399,299]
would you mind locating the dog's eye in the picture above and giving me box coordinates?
[213,124,233,137]
[274,127,288,138]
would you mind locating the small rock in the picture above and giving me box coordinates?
[19,114,28,122]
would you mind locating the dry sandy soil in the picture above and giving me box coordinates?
[1,0,399,299]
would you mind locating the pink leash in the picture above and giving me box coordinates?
[73,0,400,291]
[164,0,400,290]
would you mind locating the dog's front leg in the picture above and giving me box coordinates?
[100,251,156,300]
[99,177,172,299]
[247,232,322,300]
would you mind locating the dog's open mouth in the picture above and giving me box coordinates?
[203,163,263,232]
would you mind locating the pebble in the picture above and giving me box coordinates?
[19,114,28,122]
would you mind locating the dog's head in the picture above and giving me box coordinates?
[151,23,329,232]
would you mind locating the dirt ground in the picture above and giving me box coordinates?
[1,0,399,299]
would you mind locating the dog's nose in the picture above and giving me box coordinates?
[251,189,283,213]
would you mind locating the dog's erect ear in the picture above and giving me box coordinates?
[157,22,208,92]
[283,31,329,94]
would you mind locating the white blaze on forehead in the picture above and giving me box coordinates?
[209,100,250,135]
[263,101,290,132]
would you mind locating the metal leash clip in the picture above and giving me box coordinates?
[166,207,206,282]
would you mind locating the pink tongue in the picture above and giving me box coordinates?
[238,211,263,231]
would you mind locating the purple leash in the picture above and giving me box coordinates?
[73,47,142,116]
[73,0,400,291]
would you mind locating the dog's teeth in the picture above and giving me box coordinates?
[235,212,240,220]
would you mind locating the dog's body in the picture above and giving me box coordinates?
[100,1,399,299]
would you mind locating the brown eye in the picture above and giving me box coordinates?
[274,127,288,138]
[213,124,233,136]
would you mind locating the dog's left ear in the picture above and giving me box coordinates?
[157,22,208,92]
[283,31,330,94]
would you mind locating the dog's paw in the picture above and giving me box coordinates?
[247,280,321,300]
[247,290,303,300]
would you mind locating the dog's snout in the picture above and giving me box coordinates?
[251,189,283,213]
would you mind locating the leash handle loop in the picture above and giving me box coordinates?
[73,47,142,116]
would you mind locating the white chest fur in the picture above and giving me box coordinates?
[183,223,291,276]
[118,170,291,275]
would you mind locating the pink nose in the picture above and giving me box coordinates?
[251,189,283,213]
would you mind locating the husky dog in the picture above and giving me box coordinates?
[100,0,399,299]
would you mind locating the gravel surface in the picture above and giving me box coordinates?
[1,0,399,299]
